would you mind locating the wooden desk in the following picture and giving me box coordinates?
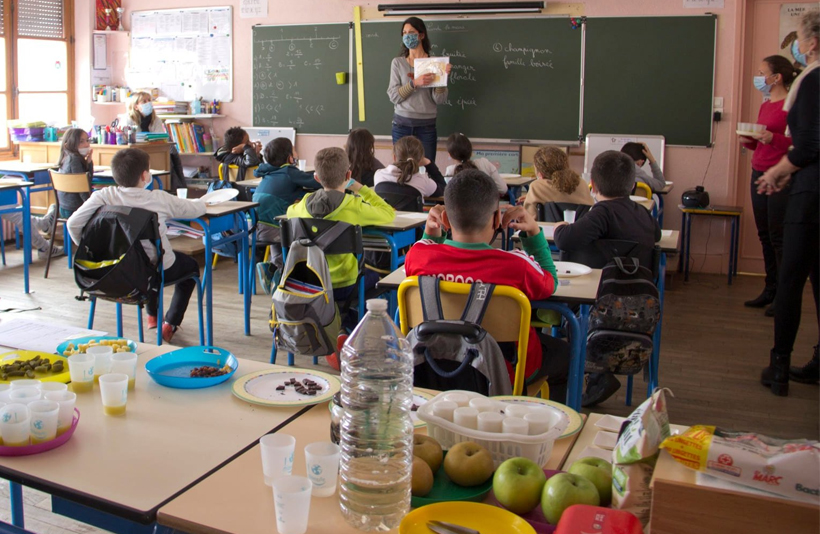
[234,167,314,189]
[0,344,313,525]
[678,205,742,285]
[660,182,674,195]
[530,223,680,254]
[158,399,586,534]
[204,200,259,218]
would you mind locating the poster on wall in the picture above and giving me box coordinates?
[95,0,122,31]
[779,3,814,67]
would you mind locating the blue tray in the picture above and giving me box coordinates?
[145,346,238,389]
[55,336,137,356]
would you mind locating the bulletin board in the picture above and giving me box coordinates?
[128,6,233,102]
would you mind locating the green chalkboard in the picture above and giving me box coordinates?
[252,24,350,134]
[353,18,583,142]
[583,16,716,146]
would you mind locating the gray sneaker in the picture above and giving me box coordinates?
[35,204,57,233]
[38,246,64,260]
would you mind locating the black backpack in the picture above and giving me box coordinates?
[585,257,660,375]
[73,206,161,306]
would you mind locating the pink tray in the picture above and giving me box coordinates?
[0,408,80,457]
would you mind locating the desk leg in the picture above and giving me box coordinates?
[684,213,692,282]
[9,481,23,528]
[678,211,685,274]
[21,189,31,294]
[650,253,666,397]
[202,227,214,347]
[728,216,735,285]
[733,215,740,277]
[657,195,664,228]
[530,302,584,411]
[242,224,251,337]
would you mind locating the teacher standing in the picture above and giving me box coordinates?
[757,10,819,396]
[387,17,452,163]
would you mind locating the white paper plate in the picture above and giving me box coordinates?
[553,261,592,278]
[231,369,340,407]
[499,173,522,179]
[200,188,239,205]
[736,130,764,138]
[629,195,649,203]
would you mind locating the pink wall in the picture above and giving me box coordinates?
[75,0,747,274]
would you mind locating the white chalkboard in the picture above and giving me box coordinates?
[583,134,666,176]
[128,7,233,102]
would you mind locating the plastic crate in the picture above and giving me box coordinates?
[417,390,569,468]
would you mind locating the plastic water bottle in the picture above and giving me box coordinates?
[339,299,413,531]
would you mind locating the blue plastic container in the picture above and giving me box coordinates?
[145,346,238,389]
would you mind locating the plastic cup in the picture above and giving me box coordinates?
[468,397,496,413]
[176,188,188,199]
[563,210,577,223]
[443,393,469,407]
[98,373,128,416]
[504,404,532,419]
[10,379,42,391]
[68,353,95,393]
[45,391,76,435]
[110,353,138,390]
[524,410,552,436]
[28,400,59,444]
[502,416,529,435]
[477,411,504,433]
[304,442,341,497]
[0,384,10,403]
[9,387,41,405]
[335,72,348,85]
[453,407,479,430]
[272,476,312,534]
[87,345,113,384]
[432,400,458,422]
[40,382,68,395]
[0,404,30,447]
[260,434,296,486]
[298,159,307,171]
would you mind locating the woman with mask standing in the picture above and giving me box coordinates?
[122,92,186,191]
[739,56,798,316]
[387,17,452,163]
[756,10,820,395]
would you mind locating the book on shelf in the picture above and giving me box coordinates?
[164,121,212,154]
[154,101,190,115]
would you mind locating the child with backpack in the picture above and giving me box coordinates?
[404,169,569,401]
[213,126,263,183]
[553,150,661,406]
[67,148,206,343]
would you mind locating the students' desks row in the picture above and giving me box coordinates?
[157,395,586,534]
[0,342,313,531]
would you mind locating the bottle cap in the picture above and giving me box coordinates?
[366,299,388,312]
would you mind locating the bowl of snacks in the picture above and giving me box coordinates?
[145,346,238,389]
[0,350,69,384]
[56,336,137,357]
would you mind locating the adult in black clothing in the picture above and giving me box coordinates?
[756,10,820,395]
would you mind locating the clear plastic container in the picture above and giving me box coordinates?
[338,299,413,531]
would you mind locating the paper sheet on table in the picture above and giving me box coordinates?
[397,212,429,222]
[414,57,449,88]
[0,319,106,354]
[661,229,673,237]
[539,224,556,239]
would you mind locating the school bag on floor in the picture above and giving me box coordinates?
[406,276,512,396]
[585,257,660,375]
[73,206,160,305]
[269,220,344,356]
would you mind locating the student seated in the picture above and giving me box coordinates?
[345,128,385,188]
[374,136,446,198]
[252,138,320,271]
[404,169,569,401]
[213,126,262,183]
[287,147,395,333]
[56,128,94,219]
[553,150,661,406]
[67,148,206,343]
[621,142,666,193]
[444,133,508,195]
[521,146,594,219]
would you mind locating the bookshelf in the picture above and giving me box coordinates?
[158,114,224,120]
[160,114,225,177]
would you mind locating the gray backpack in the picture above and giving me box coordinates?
[406,276,512,397]
[269,221,345,357]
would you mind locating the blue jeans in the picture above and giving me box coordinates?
[391,122,438,164]
[59,207,75,219]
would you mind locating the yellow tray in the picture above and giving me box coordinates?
[0,350,70,384]
[400,501,536,534]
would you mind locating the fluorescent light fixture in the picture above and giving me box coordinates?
[379,2,544,16]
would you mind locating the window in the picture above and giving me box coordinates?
[0,0,74,152]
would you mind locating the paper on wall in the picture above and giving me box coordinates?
[414,57,450,88]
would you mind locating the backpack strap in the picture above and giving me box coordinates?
[460,282,496,325]
[422,347,479,378]
[418,276,444,322]
[299,219,351,251]
[613,256,640,275]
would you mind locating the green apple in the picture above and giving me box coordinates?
[413,434,444,473]
[492,457,547,514]
[568,457,613,506]
[443,442,495,487]
[541,473,600,525]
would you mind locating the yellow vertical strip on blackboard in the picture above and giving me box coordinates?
[354,6,366,122]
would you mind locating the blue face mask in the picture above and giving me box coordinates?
[402,33,420,50]
[792,40,808,67]
[139,102,153,116]
[753,75,772,96]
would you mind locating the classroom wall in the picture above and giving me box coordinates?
[74,0,746,275]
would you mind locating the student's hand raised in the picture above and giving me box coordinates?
[85,148,94,163]
[502,205,540,236]
[425,204,448,237]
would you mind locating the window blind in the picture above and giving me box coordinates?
[18,0,64,39]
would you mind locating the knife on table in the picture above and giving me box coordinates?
[427,520,481,534]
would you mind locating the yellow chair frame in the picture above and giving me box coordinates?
[218,164,259,183]
[397,276,536,396]
[634,182,652,200]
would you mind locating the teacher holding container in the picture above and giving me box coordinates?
[388,17,452,163]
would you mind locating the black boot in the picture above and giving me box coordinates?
[761,350,790,396]
[764,303,775,317]
[745,287,775,308]
[789,346,819,385]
